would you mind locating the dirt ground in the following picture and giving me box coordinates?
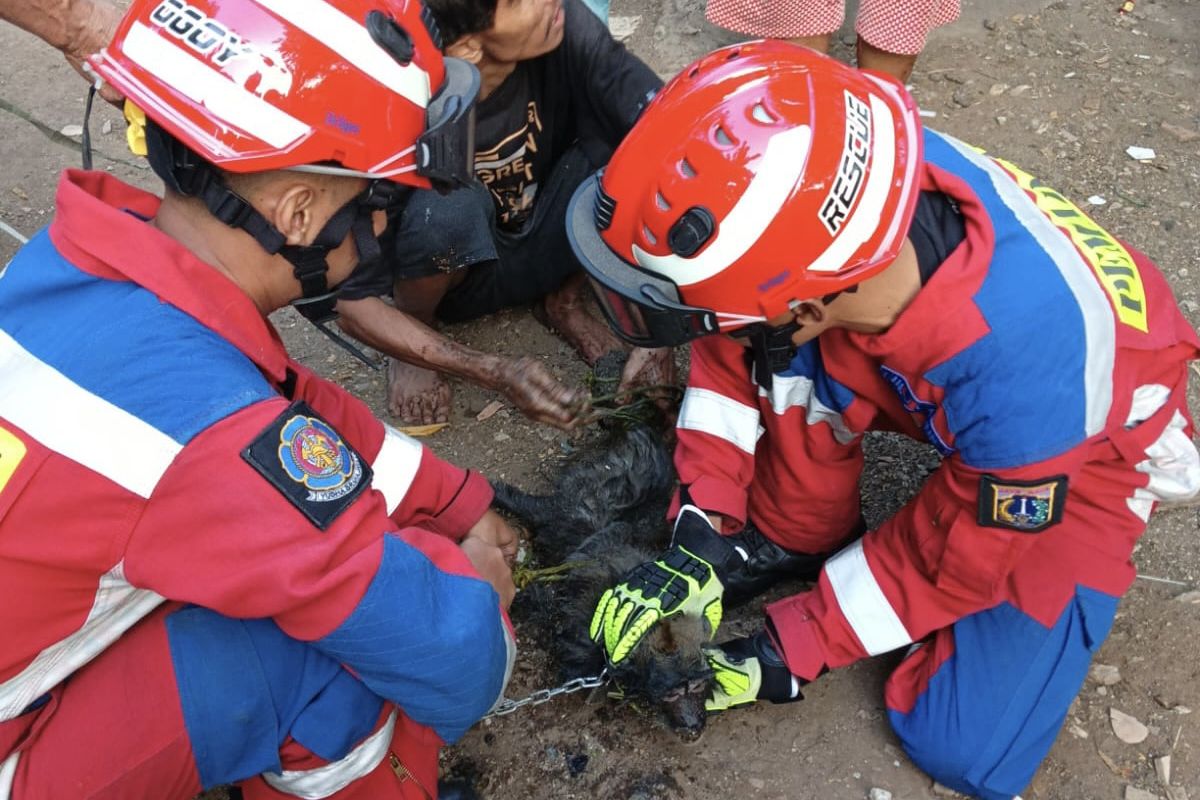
[2,0,1199,798]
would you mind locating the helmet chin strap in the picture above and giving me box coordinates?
[742,320,801,392]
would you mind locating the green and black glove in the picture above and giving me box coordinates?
[705,630,806,712]
[590,506,745,666]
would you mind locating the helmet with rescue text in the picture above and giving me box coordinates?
[89,0,480,321]
[566,41,923,350]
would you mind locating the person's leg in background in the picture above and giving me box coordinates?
[855,0,961,82]
[9,605,436,800]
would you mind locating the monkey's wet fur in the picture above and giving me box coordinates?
[492,426,715,739]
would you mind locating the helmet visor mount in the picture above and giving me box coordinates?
[416,57,480,189]
[568,175,721,348]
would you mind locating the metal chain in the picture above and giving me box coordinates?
[484,670,608,719]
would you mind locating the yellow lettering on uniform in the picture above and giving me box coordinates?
[0,426,27,492]
[993,156,1148,332]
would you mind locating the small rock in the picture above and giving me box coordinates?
[1111,708,1150,744]
[944,72,968,85]
[869,789,893,800]
[1069,723,1090,739]
[566,753,589,777]
[1010,84,1032,96]
[1161,122,1200,142]
[475,399,504,421]
[608,14,641,42]
[1155,754,1171,786]
[59,124,84,138]
[748,777,765,790]
[1174,705,1193,715]
[1175,590,1200,604]
[1087,195,1107,205]
[983,18,998,30]
[101,119,113,135]
[1126,146,1157,160]
[932,782,965,797]
[1099,686,1109,697]
[493,431,511,442]
[952,89,973,108]
[1091,664,1123,686]
[996,116,1008,125]
[1125,787,1160,800]
[989,83,1009,96]
[1163,219,1177,232]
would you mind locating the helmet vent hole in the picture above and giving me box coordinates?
[688,66,700,79]
[751,103,775,124]
[714,126,733,147]
[679,158,697,179]
[643,225,658,245]
[726,48,741,61]
[656,192,670,211]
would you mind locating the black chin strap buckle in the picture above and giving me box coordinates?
[744,321,801,392]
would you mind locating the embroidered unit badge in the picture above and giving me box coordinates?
[243,401,372,529]
[978,474,1068,533]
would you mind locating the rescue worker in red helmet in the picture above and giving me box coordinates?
[0,1,516,798]
[569,42,1200,799]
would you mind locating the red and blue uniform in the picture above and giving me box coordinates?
[674,130,1200,799]
[0,171,515,799]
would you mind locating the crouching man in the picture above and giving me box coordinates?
[0,1,516,797]
[335,0,674,429]
[572,44,1200,800]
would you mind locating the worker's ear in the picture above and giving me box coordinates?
[446,35,483,65]
[270,182,322,246]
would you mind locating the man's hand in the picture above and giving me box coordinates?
[66,0,124,104]
[589,506,743,665]
[705,631,805,712]
[464,509,519,565]
[495,356,589,430]
[460,533,516,611]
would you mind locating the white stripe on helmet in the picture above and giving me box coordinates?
[630,124,814,287]
[806,94,897,273]
[123,21,311,149]
[255,0,432,110]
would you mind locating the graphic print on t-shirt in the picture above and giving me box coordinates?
[475,101,544,229]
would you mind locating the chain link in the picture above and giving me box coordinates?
[484,670,608,719]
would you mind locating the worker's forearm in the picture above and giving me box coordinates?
[1,0,114,55]
[337,297,506,389]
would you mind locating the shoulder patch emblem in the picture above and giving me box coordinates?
[978,474,1067,533]
[242,401,372,530]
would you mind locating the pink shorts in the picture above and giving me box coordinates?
[704,0,961,55]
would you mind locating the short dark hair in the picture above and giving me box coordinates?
[423,0,498,46]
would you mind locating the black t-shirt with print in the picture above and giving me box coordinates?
[472,0,661,230]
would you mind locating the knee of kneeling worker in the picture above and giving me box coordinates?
[890,714,1013,800]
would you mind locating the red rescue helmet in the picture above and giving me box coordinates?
[567,41,923,347]
[89,0,477,188]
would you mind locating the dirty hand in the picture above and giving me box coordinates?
[704,631,805,712]
[460,535,516,611]
[464,509,519,566]
[64,1,124,104]
[589,506,742,666]
[496,356,589,429]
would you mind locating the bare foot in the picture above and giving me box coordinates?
[387,358,453,425]
[538,273,624,366]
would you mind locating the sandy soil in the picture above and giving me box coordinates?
[1,0,1198,798]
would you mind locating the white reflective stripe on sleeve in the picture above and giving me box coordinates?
[0,328,181,499]
[0,751,17,800]
[371,426,424,514]
[825,539,912,656]
[676,387,762,455]
[123,22,310,150]
[761,373,857,446]
[262,709,397,799]
[254,0,431,109]
[630,125,813,287]
[0,562,165,720]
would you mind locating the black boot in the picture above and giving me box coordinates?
[721,518,866,608]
